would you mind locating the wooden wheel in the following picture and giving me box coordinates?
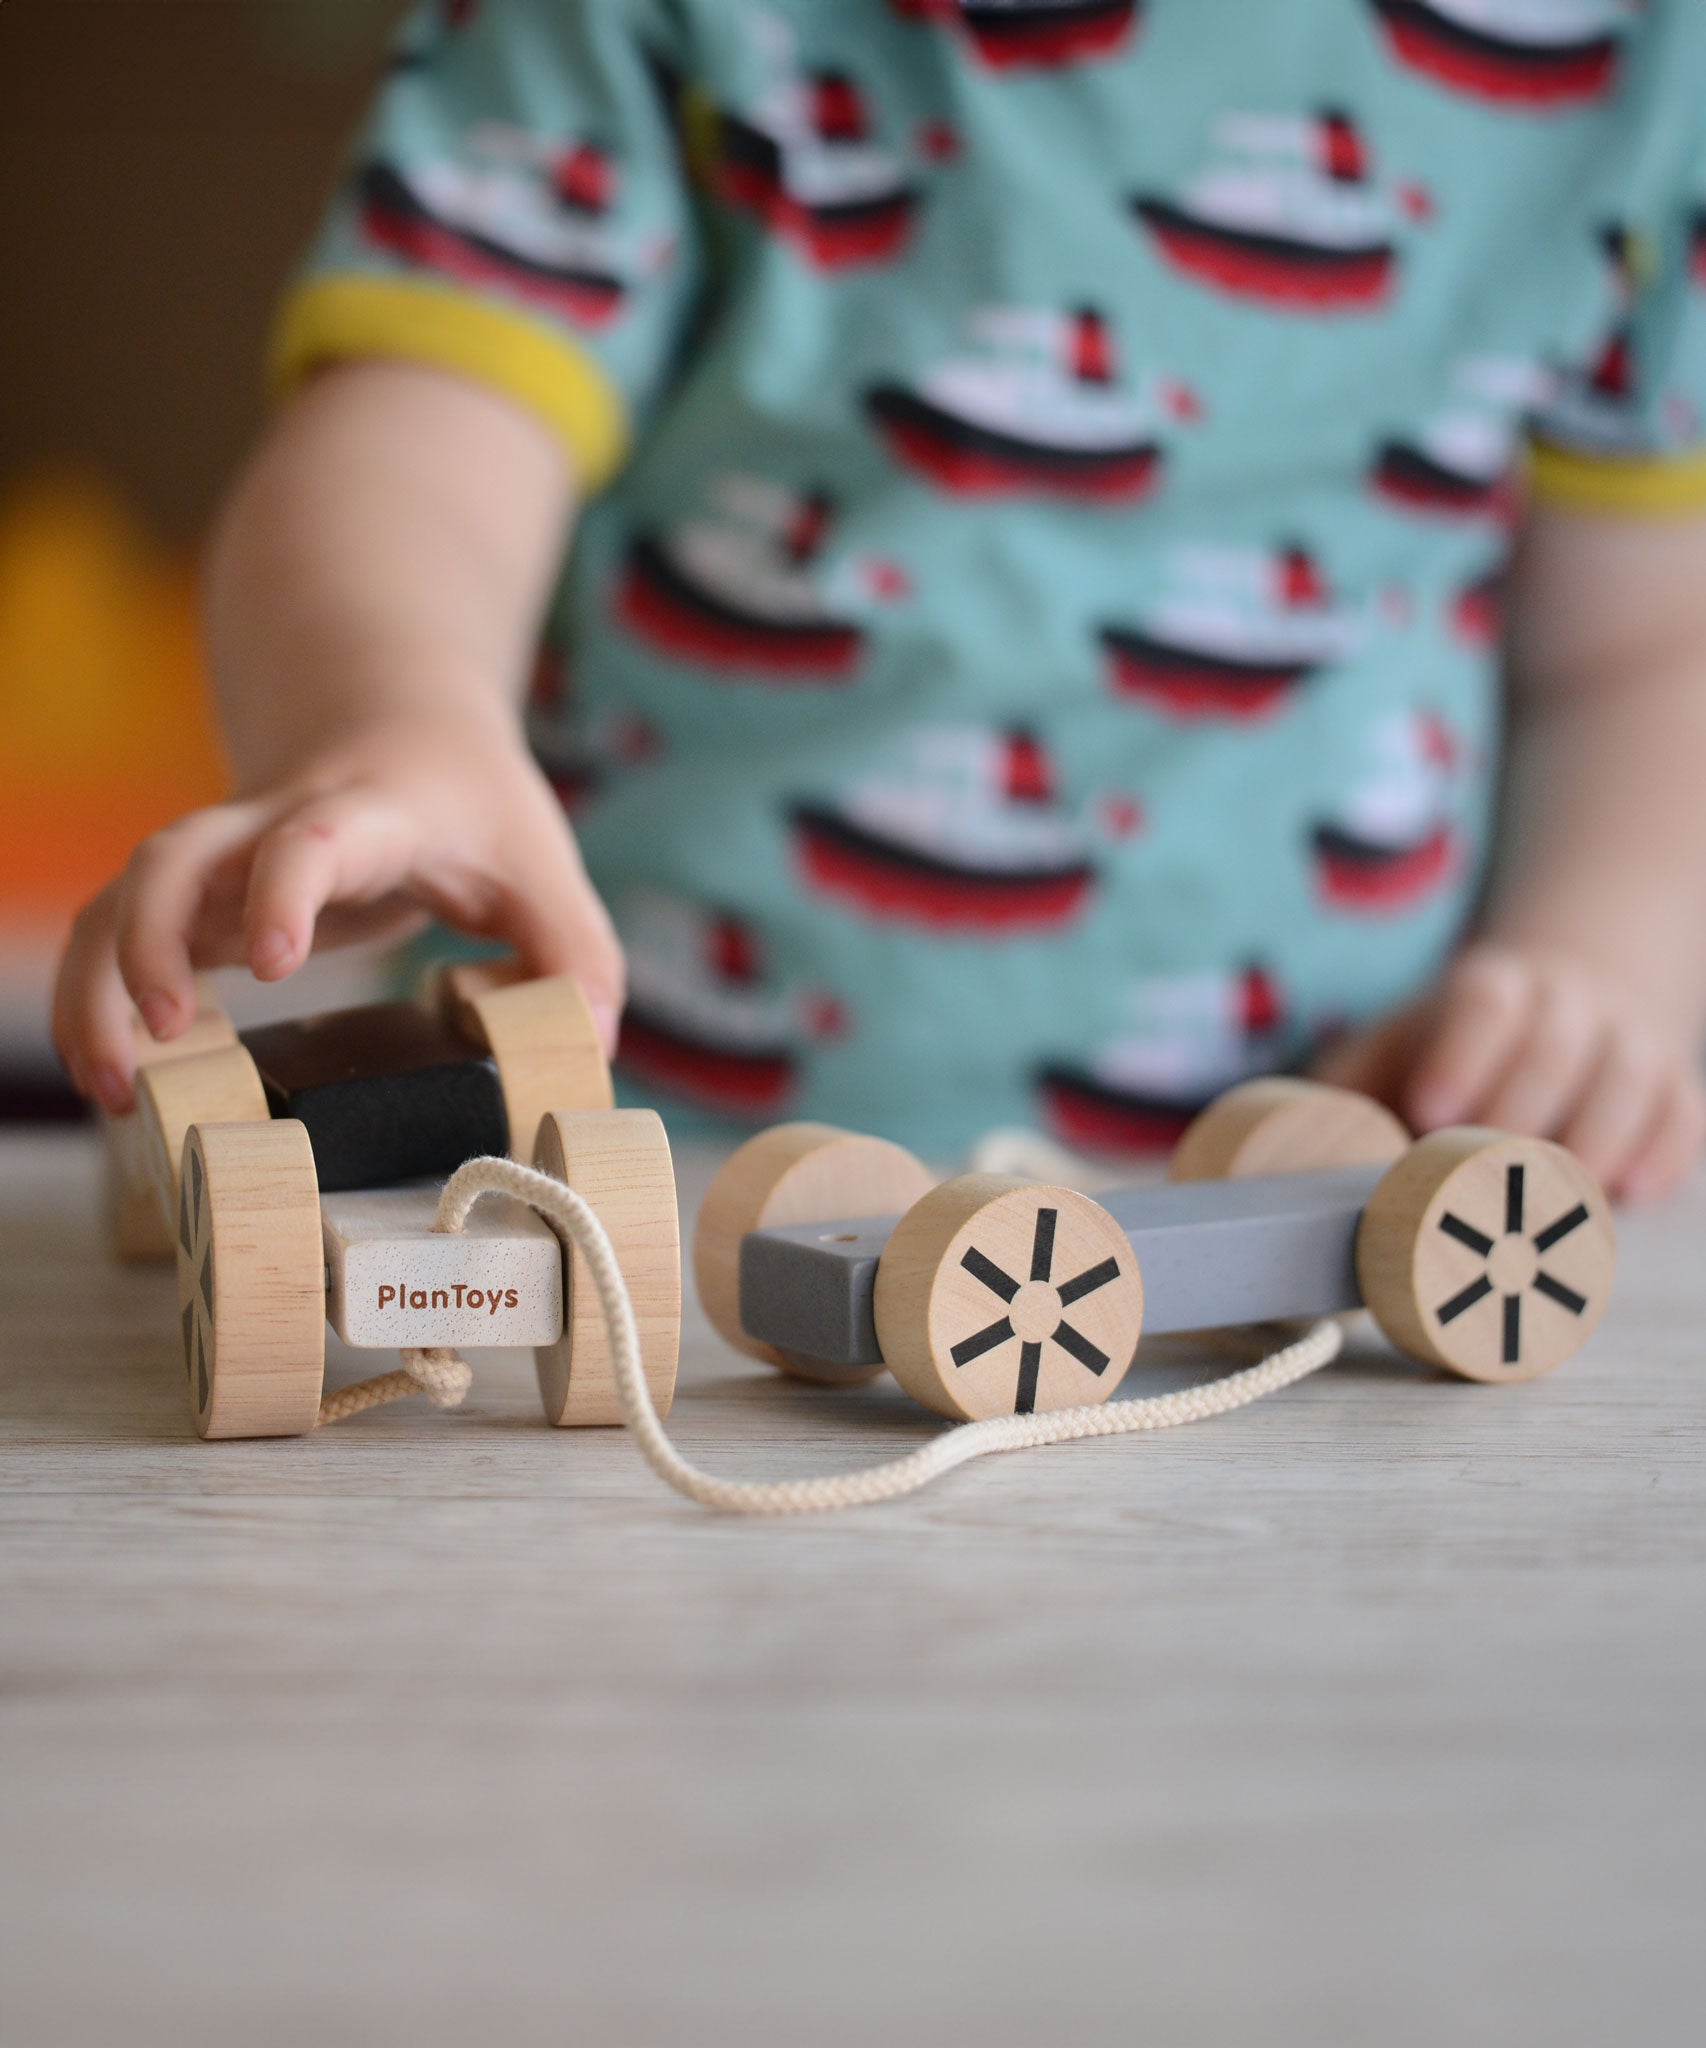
[693,1123,935,1385]
[873,1175,1144,1421]
[106,995,236,1261]
[1356,1130,1615,1383]
[533,1108,680,1426]
[435,962,613,1161]
[1170,1077,1409,1183]
[177,1120,325,1440]
[138,1042,269,1214]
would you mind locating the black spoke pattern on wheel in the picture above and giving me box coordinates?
[1431,1167,1597,1367]
[1014,1342,1043,1415]
[1437,1274,1493,1324]
[961,1245,1019,1301]
[1533,1271,1587,1315]
[180,1142,213,1415]
[952,1207,1126,1411]
[1533,1204,1588,1254]
[1057,1257,1120,1307]
[1029,1207,1056,1282]
[1439,1212,1493,1257]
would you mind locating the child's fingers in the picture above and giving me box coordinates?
[483,817,625,1052]
[240,795,412,981]
[1402,947,1535,1129]
[1560,1033,1666,1188]
[53,888,143,1111]
[1310,1002,1425,1106]
[1478,970,1603,1138]
[114,806,265,1036]
[1617,1072,1706,1205]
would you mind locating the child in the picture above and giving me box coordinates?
[53,0,1706,1197]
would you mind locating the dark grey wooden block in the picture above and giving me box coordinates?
[240,1002,508,1194]
[738,1164,1389,1370]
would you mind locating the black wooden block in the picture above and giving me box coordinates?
[239,1002,508,1192]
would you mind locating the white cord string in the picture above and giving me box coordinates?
[320,1156,1344,1515]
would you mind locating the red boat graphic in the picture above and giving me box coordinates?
[891,0,1142,68]
[359,155,629,326]
[1451,565,1506,648]
[616,481,887,680]
[1313,821,1458,911]
[1037,966,1287,1154]
[1367,0,1625,108]
[1101,545,1361,720]
[1312,711,1464,914]
[713,23,921,268]
[614,894,809,1117]
[1132,111,1427,313]
[869,307,1192,500]
[792,728,1096,932]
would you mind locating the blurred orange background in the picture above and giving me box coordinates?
[0,0,402,1111]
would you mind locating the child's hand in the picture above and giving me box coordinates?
[53,711,623,1116]
[1316,939,1706,1204]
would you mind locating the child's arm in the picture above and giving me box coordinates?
[1321,500,1706,1201]
[53,358,622,1113]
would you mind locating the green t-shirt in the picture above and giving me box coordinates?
[277,0,1706,1154]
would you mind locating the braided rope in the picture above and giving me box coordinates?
[316,1155,1344,1514]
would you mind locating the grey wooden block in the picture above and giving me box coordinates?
[739,1164,1388,1368]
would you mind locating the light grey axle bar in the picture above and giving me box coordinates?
[738,1164,1389,1370]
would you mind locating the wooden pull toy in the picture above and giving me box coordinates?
[694,1079,1617,1421]
[118,963,678,1440]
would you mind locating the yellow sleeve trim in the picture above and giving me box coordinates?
[1526,438,1706,518]
[269,274,630,491]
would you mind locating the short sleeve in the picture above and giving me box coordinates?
[1528,203,1706,519]
[270,0,702,492]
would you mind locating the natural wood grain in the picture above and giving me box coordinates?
[435,961,614,1156]
[873,1174,1144,1420]
[532,1107,680,1426]
[1358,1128,1616,1382]
[1170,1076,1410,1183]
[693,1122,935,1383]
[105,995,237,1260]
[135,1040,268,1214]
[179,1119,325,1439]
[2,1129,1703,2048]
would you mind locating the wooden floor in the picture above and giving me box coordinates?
[3,1129,1704,2047]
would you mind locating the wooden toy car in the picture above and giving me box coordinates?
[693,1079,1617,1421]
[123,963,679,1440]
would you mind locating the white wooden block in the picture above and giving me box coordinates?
[322,1184,564,1350]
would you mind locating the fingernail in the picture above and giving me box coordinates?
[590,998,621,1055]
[1409,1086,1457,1130]
[251,928,295,978]
[91,1064,132,1115]
[137,990,178,1038]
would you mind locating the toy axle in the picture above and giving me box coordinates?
[739,1162,1389,1371]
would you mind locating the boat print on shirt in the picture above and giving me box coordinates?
[1366,0,1631,109]
[359,126,666,327]
[1371,357,1555,520]
[1131,110,1432,313]
[1311,710,1466,914]
[867,306,1200,501]
[1036,965,1288,1154]
[615,890,843,1118]
[1099,544,1377,721]
[890,0,1144,70]
[617,476,908,681]
[791,725,1099,933]
[712,13,926,267]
